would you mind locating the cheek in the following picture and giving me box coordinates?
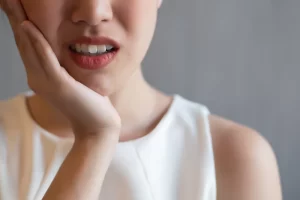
[118,0,157,35]
[117,0,158,57]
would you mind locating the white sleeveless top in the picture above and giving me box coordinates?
[0,91,216,200]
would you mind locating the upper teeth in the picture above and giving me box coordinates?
[72,44,114,54]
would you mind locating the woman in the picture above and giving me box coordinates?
[0,0,282,199]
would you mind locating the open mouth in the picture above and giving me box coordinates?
[69,44,118,56]
[68,43,119,70]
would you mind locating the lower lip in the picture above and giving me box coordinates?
[69,49,118,70]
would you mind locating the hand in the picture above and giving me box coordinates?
[1,0,121,138]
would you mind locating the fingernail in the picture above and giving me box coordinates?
[21,21,26,27]
[20,21,28,31]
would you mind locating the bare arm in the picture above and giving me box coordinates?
[43,133,119,200]
[1,1,122,200]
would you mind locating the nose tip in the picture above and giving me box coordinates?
[71,0,113,26]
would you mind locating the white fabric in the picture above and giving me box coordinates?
[0,91,216,200]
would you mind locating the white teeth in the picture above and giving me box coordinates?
[97,45,106,53]
[71,44,115,54]
[106,45,114,51]
[81,44,88,53]
[75,44,81,52]
[88,45,98,54]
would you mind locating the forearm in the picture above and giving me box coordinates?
[42,132,119,200]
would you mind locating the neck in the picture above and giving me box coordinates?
[26,68,172,141]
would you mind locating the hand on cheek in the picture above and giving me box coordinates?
[3,0,122,137]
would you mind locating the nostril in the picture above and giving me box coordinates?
[71,3,113,26]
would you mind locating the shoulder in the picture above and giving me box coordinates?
[0,98,10,123]
[0,95,19,117]
[0,95,24,133]
[0,96,17,150]
[208,114,282,200]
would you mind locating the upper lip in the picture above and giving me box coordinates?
[69,36,120,48]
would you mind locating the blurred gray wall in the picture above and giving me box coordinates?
[0,0,299,199]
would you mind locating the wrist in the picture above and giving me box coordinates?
[73,128,120,145]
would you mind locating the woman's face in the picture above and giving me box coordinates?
[19,0,161,95]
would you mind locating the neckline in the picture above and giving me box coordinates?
[18,91,181,144]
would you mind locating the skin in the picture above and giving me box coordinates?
[22,0,171,141]
[210,115,282,200]
[0,0,282,199]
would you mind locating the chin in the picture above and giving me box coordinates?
[82,78,118,96]
[60,65,116,96]
[60,54,136,96]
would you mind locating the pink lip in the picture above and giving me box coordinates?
[68,36,120,70]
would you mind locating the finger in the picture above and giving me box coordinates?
[0,0,10,13]
[4,0,27,22]
[0,1,39,74]
[13,0,26,23]
[18,25,43,73]
[3,0,28,46]
[21,20,63,80]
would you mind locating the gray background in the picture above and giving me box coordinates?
[0,0,299,199]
